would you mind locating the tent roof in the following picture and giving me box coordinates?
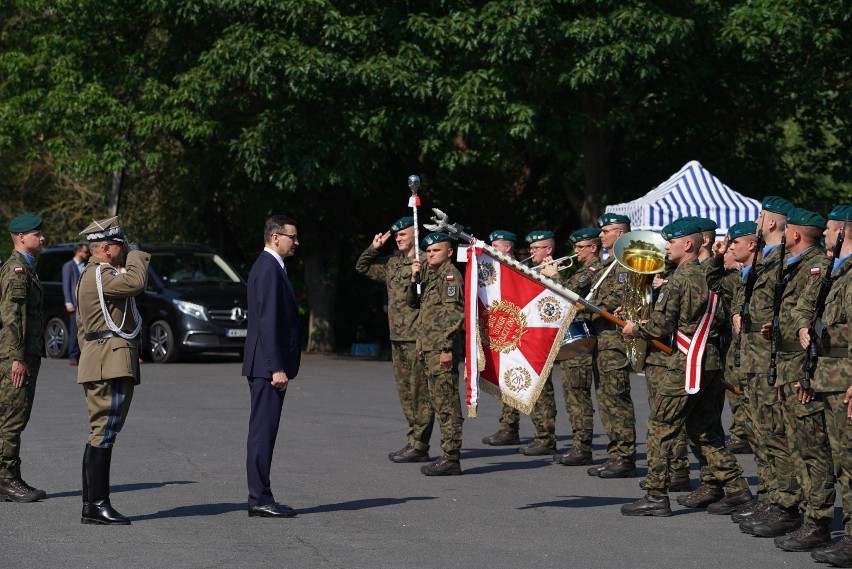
[604,161,761,234]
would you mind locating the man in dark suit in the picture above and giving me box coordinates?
[242,215,301,518]
[61,244,90,366]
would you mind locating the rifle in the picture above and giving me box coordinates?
[799,218,847,390]
[734,221,764,367]
[768,232,787,386]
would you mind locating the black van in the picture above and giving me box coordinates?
[36,243,248,363]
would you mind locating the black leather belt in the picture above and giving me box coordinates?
[84,330,119,341]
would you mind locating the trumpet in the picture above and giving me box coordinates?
[531,254,577,271]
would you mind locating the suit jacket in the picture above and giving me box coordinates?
[242,251,301,379]
[62,258,82,307]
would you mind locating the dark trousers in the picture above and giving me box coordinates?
[68,310,80,360]
[246,376,286,506]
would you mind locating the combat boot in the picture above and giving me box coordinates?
[774,521,831,552]
[0,478,41,503]
[587,459,616,477]
[420,457,462,476]
[518,441,555,456]
[391,447,430,463]
[707,488,753,515]
[731,500,769,523]
[748,506,802,538]
[81,445,130,525]
[739,503,781,533]
[640,475,692,492]
[388,444,412,461]
[676,485,724,508]
[812,536,852,565]
[725,437,752,454]
[620,494,672,517]
[554,448,593,466]
[481,430,520,446]
[597,460,637,479]
[13,468,46,500]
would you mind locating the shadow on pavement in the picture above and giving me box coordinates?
[48,480,197,499]
[298,496,437,514]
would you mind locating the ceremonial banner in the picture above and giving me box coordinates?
[464,242,573,417]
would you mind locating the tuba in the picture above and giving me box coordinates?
[612,230,669,371]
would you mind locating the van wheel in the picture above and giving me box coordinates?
[44,316,69,359]
[149,320,180,363]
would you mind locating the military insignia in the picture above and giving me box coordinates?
[536,296,562,323]
[477,261,497,287]
[481,299,529,353]
[589,266,597,273]
[618,271,629,284]
[810,267,821,275]
[446,285,457,297]
[656,290,667,307]
[13,267,24,274]
[578,273,590,284]
[445,274,455,281]
[503,367,532,393]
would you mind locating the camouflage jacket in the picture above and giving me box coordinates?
[634,259,722,384]
[355,245,419,342]
[0,251,44,360]
[732,243,783,374]
[407,259,464,353]
[704,255,738,338]
[590,256,630,352]
[565,257,604,299]
[791,256,851,392]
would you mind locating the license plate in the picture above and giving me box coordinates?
[226,329,248,338]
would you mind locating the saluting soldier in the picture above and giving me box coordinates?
[793,204,852,566]
[620,219,750,517]
[356,216,434,463]
[0,214,47,503]
[76,217,150,525]
[481,230,524,447]
[409,232,465,476]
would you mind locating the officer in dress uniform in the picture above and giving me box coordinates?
[76,217,150,525]
[0,214,47,503]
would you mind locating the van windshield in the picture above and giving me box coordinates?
[150,252,242,284]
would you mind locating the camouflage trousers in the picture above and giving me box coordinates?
[645,365,690,479]
[529,374,557,448]
[822,391,851,535]
[498,402,520,433]
[748,371,800,507]
[0,356,41,479]
[419,351,463,460]
[392,341,435,452]
[740,371,774,501]
[594,349,636,463]
[644,369,748,498]
[725,367,750,443]
[776,361,835,525]
[560,352,595,452]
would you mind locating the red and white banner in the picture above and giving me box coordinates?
[465,242,573,417]
[675,290,720,394]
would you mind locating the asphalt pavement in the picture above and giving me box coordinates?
[1,355,837,569]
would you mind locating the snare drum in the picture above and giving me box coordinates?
[555,319,597,361]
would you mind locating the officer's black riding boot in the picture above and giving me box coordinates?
[81,445,130,525]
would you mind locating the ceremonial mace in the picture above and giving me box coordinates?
[408,175,422,294]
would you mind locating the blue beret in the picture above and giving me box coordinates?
[390,216,414,232]
[761,196,795,216]
[525,230,555,244]
[421,232,452,249]
[666,219,703,239]
[8,213,43,233]
[787,208,826,229]
[727,221,757,240]
[828,205,852,222]
[569,228,601,243]
[597,213,631,227]
[489,230,517,243]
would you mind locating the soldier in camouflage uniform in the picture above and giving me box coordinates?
[408,232,465,476]
[0,214,47,503]
[553,228,604,467]
[731,196,802,538]
[356,216,434,463]
[794,205,852,566]
[586,213,637,478]
[481,230,524,447]
[620,219,750,517]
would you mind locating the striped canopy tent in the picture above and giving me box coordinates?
[604,160,761,236]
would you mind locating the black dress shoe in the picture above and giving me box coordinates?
[248,503,298,518]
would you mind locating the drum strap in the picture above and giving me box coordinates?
[675,291,719,395]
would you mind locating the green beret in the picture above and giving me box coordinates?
[660,223,676,241]
[489,230,517,243]
[390,216,414,232]
[421,231,452,249]
[787,208,826,229]
[597,213,631,227]
[828,204,852,222]
[569,228,600,243]
[761,195,795,216]
[8,213,43,233]
[525,230,555,244]
[680,216,718,232]
[727,221,758,240]
[666,219,703,239]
